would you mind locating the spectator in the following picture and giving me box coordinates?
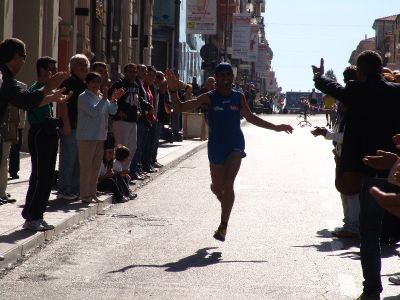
[0,38,71,229]
[199,76,216,94]
[109,63,144,175]
[142,65,158,174]
[0,81,27,205]
[97,141,134,204]
[309,88,318,106]
[150,70,165,169]
[322,94,335,128]
[91,61,110,90]
[114,144,133,184]
[131,64,152,180]
[22,56,62,231]
[311,103,360,238]
[312,51,400,300]
[184,84,194,102]
[76,71,123,203]
[233,82,243,93]
[57,54,90,200]
[362,134,400,285]
[8,102,26,180]
[155,71,164,88]
[158,79,173,143]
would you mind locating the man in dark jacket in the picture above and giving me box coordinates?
[109,63,152,177]
[0,38,69,126]
[312,51,400,300]
[130,64,153,180]
[0,38,70,230]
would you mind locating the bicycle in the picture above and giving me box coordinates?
[297,99,312,127]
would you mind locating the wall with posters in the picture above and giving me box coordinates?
[186,0,217,35]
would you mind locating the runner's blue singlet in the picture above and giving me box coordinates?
[206,90,246,164]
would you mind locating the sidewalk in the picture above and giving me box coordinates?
[0,137,207,269]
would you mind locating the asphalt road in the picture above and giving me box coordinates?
[0,115,399,300]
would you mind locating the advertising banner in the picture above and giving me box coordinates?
[186,0,217,35]
[231,13,251,60]
[247,24,259,62]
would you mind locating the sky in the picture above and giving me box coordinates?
[263,0,400,93]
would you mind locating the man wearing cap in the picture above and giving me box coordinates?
[166,63,293,241]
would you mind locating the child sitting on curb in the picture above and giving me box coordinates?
[97,142,137,203]
[114,145,133,184]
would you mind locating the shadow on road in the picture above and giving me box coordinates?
[293,229,399,261]
[0,229,36,244]
[382,295,400,300]
[108,247,267,273]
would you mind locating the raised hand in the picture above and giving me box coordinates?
[43,87,72,105]
[102,86,109,100]
[362,150,399,171]
[165,69,180,91]
[44,72,69,92]
[110,87,126,102]
[311,58,324,77]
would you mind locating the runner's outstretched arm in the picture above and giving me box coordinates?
[240,95,294,134]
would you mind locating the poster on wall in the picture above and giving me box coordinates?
[247,24,259,62]
[231,13,251,60]
[186,0,217,35]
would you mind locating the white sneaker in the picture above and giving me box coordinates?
[23,219,54,231]
[389,275,400,285]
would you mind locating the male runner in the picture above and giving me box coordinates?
[165,63,293,241]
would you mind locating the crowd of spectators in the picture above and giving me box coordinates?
[0,37,197,231]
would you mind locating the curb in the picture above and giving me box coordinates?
[0,139,207,270]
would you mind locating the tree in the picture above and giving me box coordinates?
[325,69,337,82]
